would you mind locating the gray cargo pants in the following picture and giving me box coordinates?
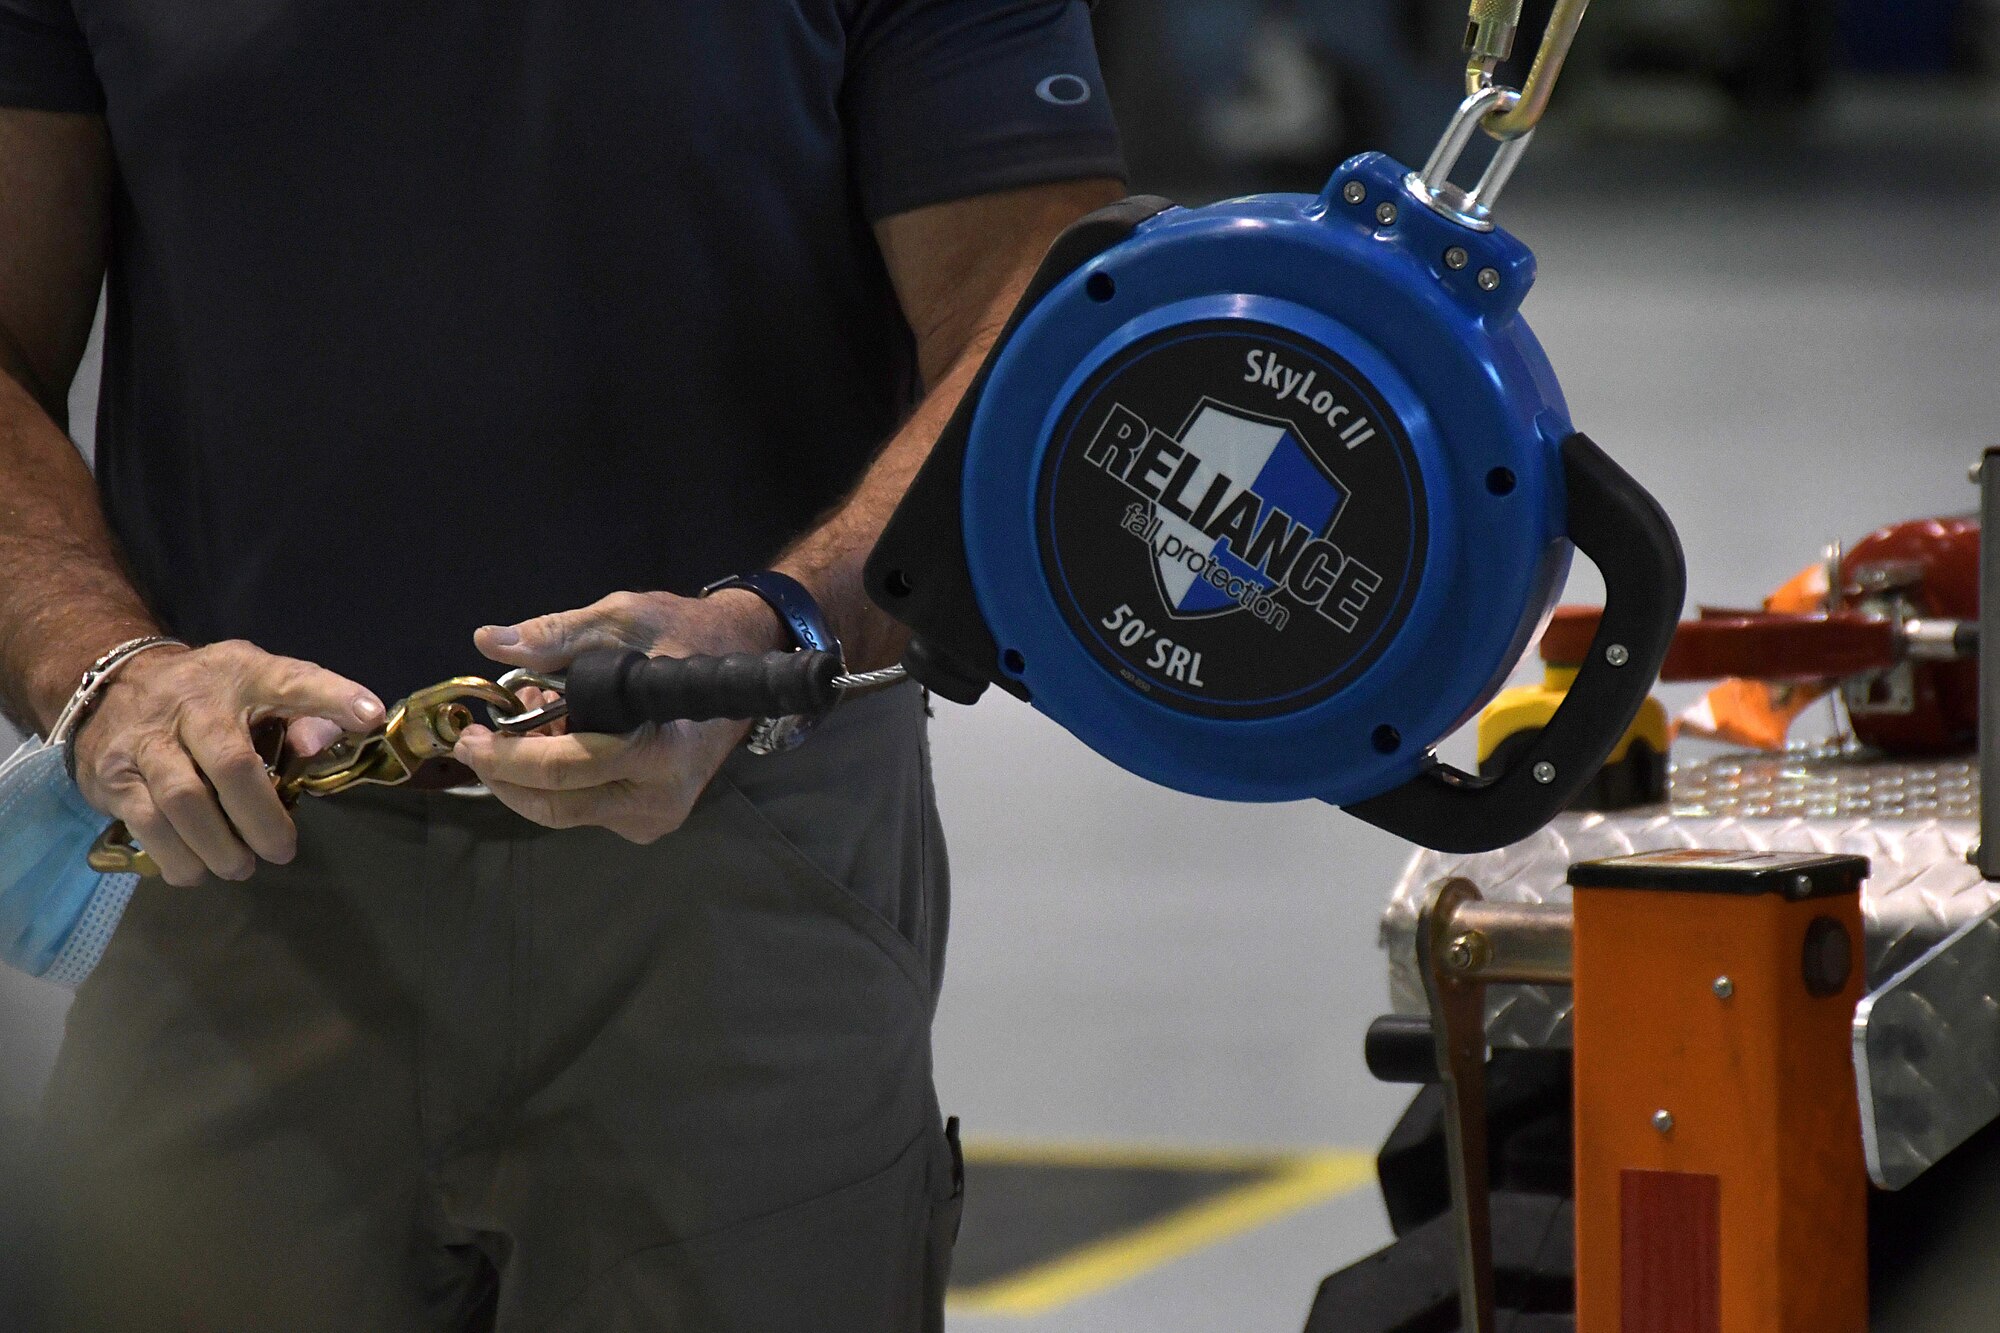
[40,683,960,1333]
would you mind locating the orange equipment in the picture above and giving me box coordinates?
[1377,849,1872,1333]
[1571,851,1869,1333]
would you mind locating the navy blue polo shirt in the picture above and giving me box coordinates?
[0,0,1124,701]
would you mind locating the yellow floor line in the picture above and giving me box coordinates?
[962,1138,1333,1172]
[946,1147,1375,1318]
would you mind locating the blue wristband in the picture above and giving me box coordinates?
[700,571,841,660]
[700,572,842,754]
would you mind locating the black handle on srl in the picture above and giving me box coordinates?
[563,649,843,734]
[1347,432,1687,853]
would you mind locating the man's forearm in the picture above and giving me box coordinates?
[775,178,1127,671]
[0,368,162,733]
[773,345,986,671]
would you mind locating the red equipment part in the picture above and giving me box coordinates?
[1539,608,1898,683]
[1542,516,1979,756]
[1839,515,1977,754]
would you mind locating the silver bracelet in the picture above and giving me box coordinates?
[49,635,187,780]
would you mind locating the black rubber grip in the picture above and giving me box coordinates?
[564,649,844,733]
[1348,432,1686,853]
[1364,1014,1441,1085]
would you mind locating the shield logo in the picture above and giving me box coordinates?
[1148,399,1351,619]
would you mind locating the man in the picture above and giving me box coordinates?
[0,1,1124,1328]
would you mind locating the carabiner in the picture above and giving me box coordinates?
[86,677,530,878]
[1466,0,1592,140]
[491,669,570,733]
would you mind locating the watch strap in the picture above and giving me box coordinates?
[700,572,840,755]
[700,572,841,662]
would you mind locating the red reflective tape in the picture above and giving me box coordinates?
[1621,1169,1720,1333]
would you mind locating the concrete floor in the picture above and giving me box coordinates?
[4,79,2000,1332]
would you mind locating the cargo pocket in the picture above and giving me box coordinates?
[711,683,944,988]
[709,772,934,1000]
[923,1116,967,1333]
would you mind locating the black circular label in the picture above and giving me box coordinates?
[1036,320,1427,719]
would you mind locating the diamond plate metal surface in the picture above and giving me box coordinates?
[1855,901,2000,1189]
[1381,746,1991,1046]
[1378,745,1998,1189]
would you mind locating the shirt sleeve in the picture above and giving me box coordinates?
[0,0,103,113]
[844,0,1126,223]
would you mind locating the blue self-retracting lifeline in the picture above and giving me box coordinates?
[859,81,1685,854]
[246,94,1686,865]
[2,4,1686,985]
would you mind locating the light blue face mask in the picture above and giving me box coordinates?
[0,738,138,989]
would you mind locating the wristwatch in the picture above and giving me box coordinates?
[700,571,841,755]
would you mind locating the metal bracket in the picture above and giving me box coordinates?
[1414,878,1574,1333]
[1855,896,2000,1189]
[1405,86,1536,232]
[1979,447,2000,879]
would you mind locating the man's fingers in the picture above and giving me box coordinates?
[476,591,659,671]
[287,716,346,757]
[480,778,675,842]
[453,725,633,792]
[132,744,254,882]
[183,716,297,865]
[113,796,206,888]
[235,649,383,732]
[475,616,623,672]
[500,685,568,738]
[480,775,677,843]
[477,777,613,830]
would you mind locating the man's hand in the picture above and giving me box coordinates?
[72,641,385,886]
[451,589,786,844]
[451,177,1120,845]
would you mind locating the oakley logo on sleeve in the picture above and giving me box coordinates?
[1037,75,1093,106]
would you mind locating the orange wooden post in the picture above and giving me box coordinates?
[1570,851,1869,1333]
